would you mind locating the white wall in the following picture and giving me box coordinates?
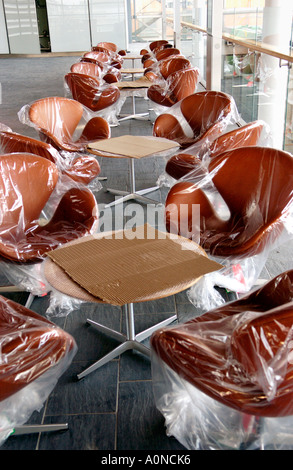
[0,1,9,53]
[3,0,40,54]
[46,0,91,52]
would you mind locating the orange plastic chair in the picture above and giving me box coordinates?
[0,294,77,446]
[0,153,98,262]
[165,120,265,179]
[151,270,293,422]
[65,73,121,112]
[0,130,101,185]
[153,91,236,147]
[26,97,110,152]
[165,146,293,258]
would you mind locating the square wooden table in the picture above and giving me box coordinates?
[87,135,179,207]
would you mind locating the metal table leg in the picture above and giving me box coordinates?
[77,303,176,380]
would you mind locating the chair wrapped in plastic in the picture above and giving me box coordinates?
[153,91,239,147]
[92,41,117,52]
[164,120,271,181]
[71,60,121,84]
[65,72,122,124]
[82,50,123,69]
[0,152,98,301]
[18,96,110,153]
[165,146,293,309]
[147,58,200,109]
[0,129,101,186]
[0,294,77,446]
[150,270,293,450]
[155,47,181,62]
[92,41,126,56]
[149,40,171,51]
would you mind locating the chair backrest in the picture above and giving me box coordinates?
[70,61,102,78]
[65,73,120,112]
[155,47,180,61]
[95,41,117,52]
[209,146,293,224]
[0,294,76,403]
[160,56,191,80]
[28,97,84,144]
[0,153,58,233]
[207,120,265,159]
[180,91,232,135]
[168,67,199,102]
[0,130,59,163]
[149,40,169,51]
[82,51,110,63]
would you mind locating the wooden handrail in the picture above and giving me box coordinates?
[167,17,293,64]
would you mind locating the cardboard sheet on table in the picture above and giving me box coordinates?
[46,224,222,306]
[87,135,179,159]
[115,76,152,89]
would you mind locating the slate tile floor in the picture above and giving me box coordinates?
[0,52,292,453]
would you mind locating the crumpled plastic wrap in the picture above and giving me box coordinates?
[158,119,273,186]
[0,129,103,190]
[0,295,77,446]
[71,60,122,84]
[147,56,200,110]
[0,152,99,296]
[92,41,126,57]
[64,72,123,126]
[150,270,293,450]
[82,49,124,71]
[18,96,111,153]
[164,146,293,309]
[153,91,240,148]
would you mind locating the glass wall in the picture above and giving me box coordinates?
[221,0,293,149]
[129,0,168,44]
[179,0,207,82]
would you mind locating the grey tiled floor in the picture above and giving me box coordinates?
[0,53,292,453]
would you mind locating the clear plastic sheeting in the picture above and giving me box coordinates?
[71,61,122,84]
[0,123,12,132]
[45,285,86,318]
[82,49,124,70]
[165,146,293,308]
[92,41,126,57]
[0,152,99,295]
[64,72,123,126]
[0,295,77,446]
[150,271,293,450]
[18,96,111,153]
[153,91,240,148]
[0,129,102,189]
[159,119,272,184]
[146,56,200,110]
